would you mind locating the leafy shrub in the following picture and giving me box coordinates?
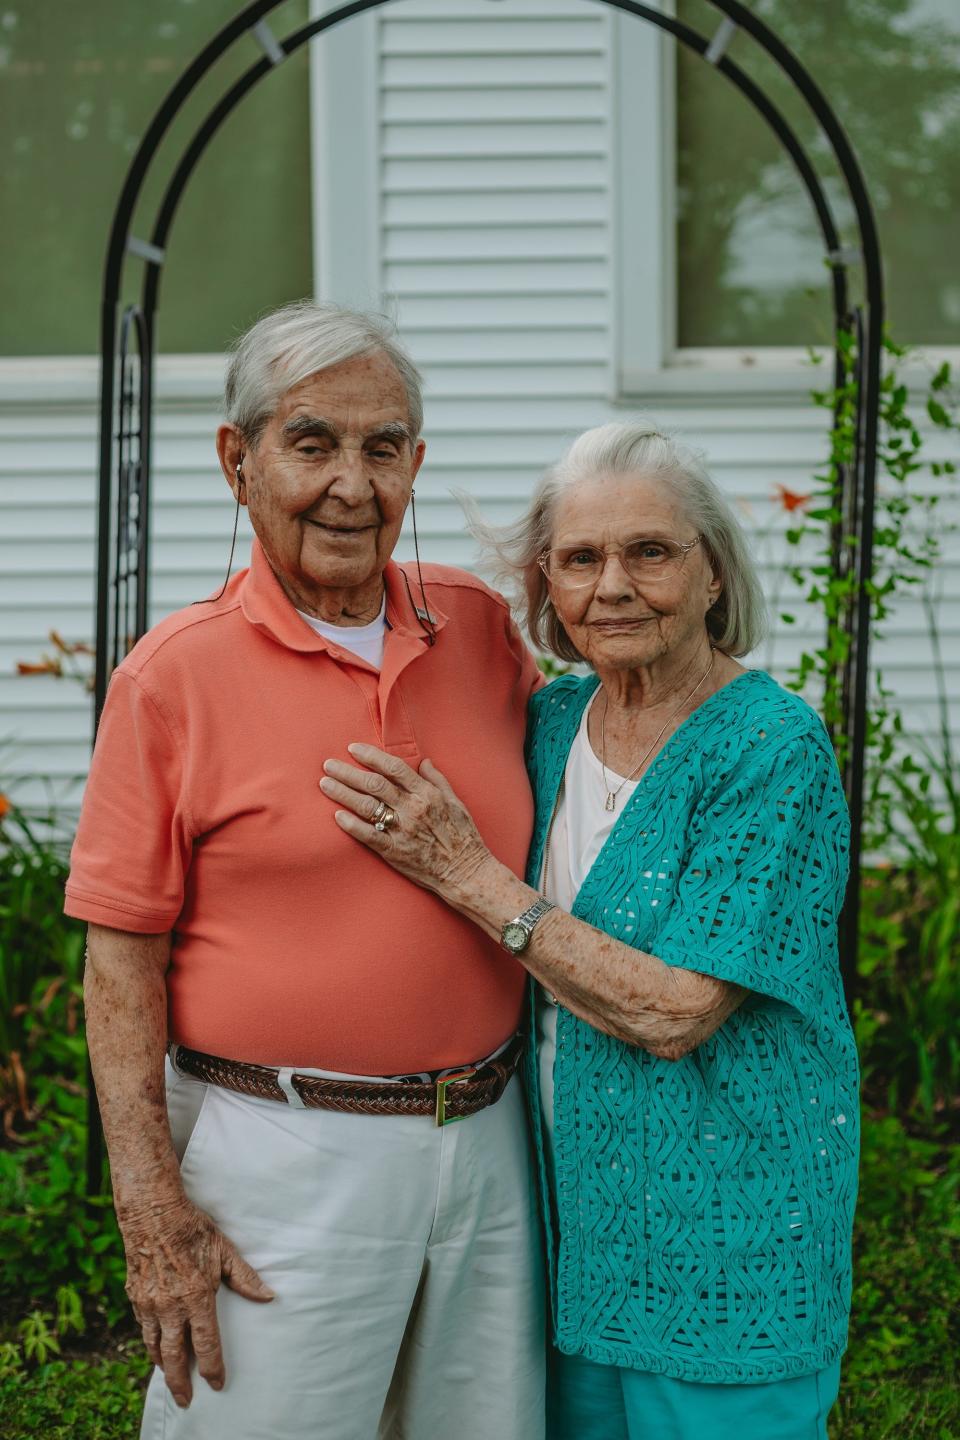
[0,1348,150,1440]
[0,1115,127,1326]
[857,862,960,1132]
[855,642,960,1132]
[783,338,960,1138]
[0,1257,147,1439]
[0,798,87,1132]
[831,1117,960,1438]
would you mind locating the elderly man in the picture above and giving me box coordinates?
[65,301,545,1440]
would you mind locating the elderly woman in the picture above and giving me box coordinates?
[323,423,859,1440]
[66,302,546,1440]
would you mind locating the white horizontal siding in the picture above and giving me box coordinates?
[384,226,607,259]
[378,0,613,426]
[383,56,607,87]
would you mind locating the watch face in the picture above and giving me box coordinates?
[502,922,529,953]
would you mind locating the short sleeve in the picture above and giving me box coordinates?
[504,608,546,705]
[651,729,850,1016]
[64,670,194,932]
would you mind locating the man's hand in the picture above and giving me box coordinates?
[121,1194,274,1408]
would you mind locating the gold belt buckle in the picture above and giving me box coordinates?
[435,1067,477,1127]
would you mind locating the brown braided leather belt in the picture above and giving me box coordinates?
[171,1034,524,1127]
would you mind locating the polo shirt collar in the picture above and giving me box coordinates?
[239,538,448,655]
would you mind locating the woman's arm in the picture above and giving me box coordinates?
[446,853,743,1059]
[320,749,745,1060]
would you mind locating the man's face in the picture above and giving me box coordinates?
[218,352,425,616]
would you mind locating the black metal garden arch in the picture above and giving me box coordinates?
[90,0,885,1188]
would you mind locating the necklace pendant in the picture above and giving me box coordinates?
[604,791,616,812]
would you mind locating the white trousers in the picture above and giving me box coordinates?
[140,1058,545,1440]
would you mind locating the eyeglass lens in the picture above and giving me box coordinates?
[546,538,688,587]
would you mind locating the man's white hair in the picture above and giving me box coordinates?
[224,299,424,446]
[469,420,767,662]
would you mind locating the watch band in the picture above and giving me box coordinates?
[518,897,555,930]
[501,896,556,954]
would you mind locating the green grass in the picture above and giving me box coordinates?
[0,1338,151,1439]
[833,1385,960,1440]
[829,1118,960,1438]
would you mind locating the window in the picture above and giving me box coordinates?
[0,0,312,355]
[617,0,960,389]
[675,0,960,349]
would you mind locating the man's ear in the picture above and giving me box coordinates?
[216,424,247,502]
[411,438,426,484]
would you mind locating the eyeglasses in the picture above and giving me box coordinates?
[538,535,704,590]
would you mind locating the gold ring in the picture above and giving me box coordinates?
[372,800,389,826]
[374,807,398,834]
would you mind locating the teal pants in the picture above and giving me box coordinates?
[547,1350,842,1440]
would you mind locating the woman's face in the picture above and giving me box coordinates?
[545,473,721,671]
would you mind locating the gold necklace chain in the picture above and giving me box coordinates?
[599,648,716,812]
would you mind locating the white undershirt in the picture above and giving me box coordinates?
[537,691,639,1155]
[297,596,388,670]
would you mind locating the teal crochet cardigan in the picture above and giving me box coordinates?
[524,670,859,1384]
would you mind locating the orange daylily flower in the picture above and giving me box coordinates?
[16,659,63,676]
[0,792,11,819]
[775,484,812,513]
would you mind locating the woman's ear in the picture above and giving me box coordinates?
[707,554,723,608]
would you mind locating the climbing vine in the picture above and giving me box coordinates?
[783,331,958,806]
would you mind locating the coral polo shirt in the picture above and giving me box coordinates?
[65,541,542,1073]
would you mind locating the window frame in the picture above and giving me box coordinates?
[610,7,960,402]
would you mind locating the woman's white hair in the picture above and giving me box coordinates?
[224,299,424,446]
[469,420,767,663]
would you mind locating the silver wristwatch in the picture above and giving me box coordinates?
[500,897,556,955]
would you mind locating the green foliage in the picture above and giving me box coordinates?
[830,1119,960,1438]
[790,336,955,754]
[536,654,572,682]
[0,1348,151,1439]
[785,339,960,1134]
[856,591,960,1127]
[0,1238,148,1440]
[0,1116,128,1327]
[0,795,87,1130]
[0,1062,138,1436]
[856,854,960,1129]
[18,1309,62,1365]
[0,786,129,1345]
